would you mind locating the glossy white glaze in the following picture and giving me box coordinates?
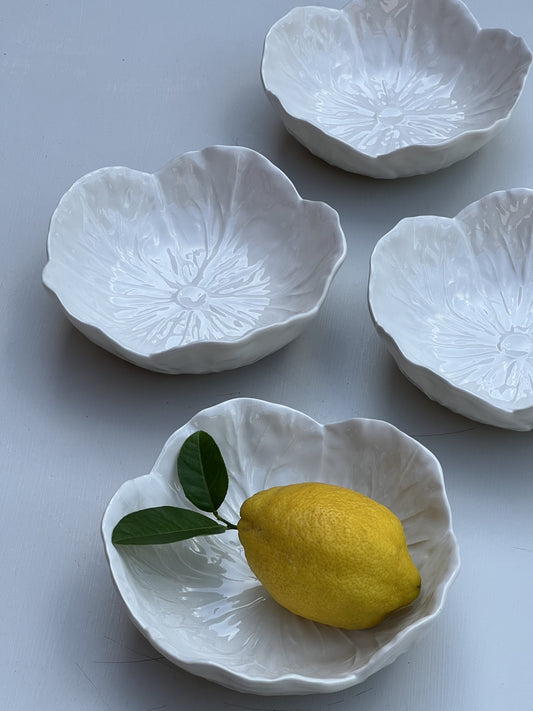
[262,0,532,178]
[43,146,346,373]
[369,188,533,429]
[102,398,459,695]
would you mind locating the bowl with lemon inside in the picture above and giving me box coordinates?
[102,398,459,695]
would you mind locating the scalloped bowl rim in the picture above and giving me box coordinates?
[101,398,460,694]
[261,1,532,161]
[42,146,347,362]
[368,188,533,424]
[374,320,533,421]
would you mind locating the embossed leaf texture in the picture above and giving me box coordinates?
[262,0,532,177]
[102,399,459,694]
[369,189,533,428]
[43,147,346,372]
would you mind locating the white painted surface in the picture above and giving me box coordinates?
[2,1,532,709]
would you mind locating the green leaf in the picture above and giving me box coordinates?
[112,506,227,545]
[177,431,228,512]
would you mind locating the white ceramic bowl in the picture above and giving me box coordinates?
[42,146,346,373]
[369,189,533,430]
[102,398,459,695]
[261,0,532,178]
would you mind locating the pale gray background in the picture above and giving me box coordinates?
[2,1,532,709]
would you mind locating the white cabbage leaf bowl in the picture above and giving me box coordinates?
[101,398,459,695]
[42,146,346,373]
[261,0,532,178]
[369,189,533,430]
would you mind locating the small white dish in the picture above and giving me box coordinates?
[369,188,533,430]
[102,398,459,695]
[42,146,346,373]
[261,0,532,178]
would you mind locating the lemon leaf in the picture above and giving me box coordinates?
[112,506,227,545]
[177,430,228,512]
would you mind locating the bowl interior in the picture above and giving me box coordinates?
[369,190,533,410]
[102,399,458,693]
[263,0,531,156]
[44,147,343,354]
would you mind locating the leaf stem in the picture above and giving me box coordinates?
[214,511,238,530]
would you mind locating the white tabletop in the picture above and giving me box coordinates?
[2,1,533,709]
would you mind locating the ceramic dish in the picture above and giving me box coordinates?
[42,146,346,373]
[261,0,532,178]
[369,189,533,430]
[102,398,459,695]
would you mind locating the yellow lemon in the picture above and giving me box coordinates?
[237,482,421,629]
